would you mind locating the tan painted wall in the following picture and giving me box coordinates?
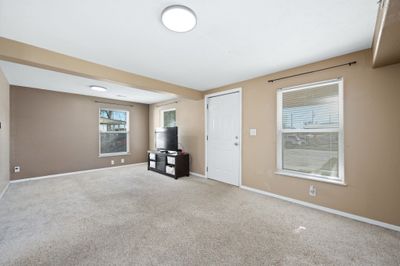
[149,99,205,175]
[206,49,400,226]
[0,68,10,193]
[10,86,149,180]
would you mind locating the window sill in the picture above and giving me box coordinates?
[99,152,130,158]
[275,170,346,186]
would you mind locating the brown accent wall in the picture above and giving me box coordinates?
[0,68,10,192]
[149,99,205,175]
[206,49,400,226]
[10,86,149,180]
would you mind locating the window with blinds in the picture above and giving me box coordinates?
[277,79,344,184]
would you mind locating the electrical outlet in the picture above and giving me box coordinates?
[111,160,115,165]
[121,158,125,164]
[309,185,317,197]
[14,166,21,173]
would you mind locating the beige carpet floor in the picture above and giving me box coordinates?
[0,165,399,266]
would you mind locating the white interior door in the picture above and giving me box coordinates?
[207,91,240,186]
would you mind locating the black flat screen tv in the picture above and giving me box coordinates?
[155,127,178,151]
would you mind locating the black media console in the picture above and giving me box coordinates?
[147,150,190,179]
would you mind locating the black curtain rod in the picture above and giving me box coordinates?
[94,100,134,107]
[267,61,357,83]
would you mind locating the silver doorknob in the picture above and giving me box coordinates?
[234,142,239,146]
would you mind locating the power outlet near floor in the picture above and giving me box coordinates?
[309,185,317,197]
[121,158,125,164]
[14,166,21,173]
[111,160,115,165]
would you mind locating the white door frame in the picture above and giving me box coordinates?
[204,88,242,186]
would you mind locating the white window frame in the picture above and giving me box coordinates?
[99,108,130,157]
[276,78,345,185]
[160,108,176,127]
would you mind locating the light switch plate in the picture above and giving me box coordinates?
[250,128,257,136]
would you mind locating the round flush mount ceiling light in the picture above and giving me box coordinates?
[161,5,197,33]
[90,85,107,92]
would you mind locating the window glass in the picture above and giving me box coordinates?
[277,80,343,182]
[283,132,338,177]
[282,84,339,129]
[100,133,128,154]
[100,110,128,132]
[99,109,129,155]
[162,110,176,127]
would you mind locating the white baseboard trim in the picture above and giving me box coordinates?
[0,182,10,200]
[10,163,147,184]
[190,172,206,178]
[240,185,400,232]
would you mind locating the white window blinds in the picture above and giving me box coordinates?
[277,79,344,183]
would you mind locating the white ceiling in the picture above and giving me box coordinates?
[0,0,378,91]
[0,61,177,104]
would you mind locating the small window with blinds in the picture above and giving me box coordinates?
[277,79,344,184]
